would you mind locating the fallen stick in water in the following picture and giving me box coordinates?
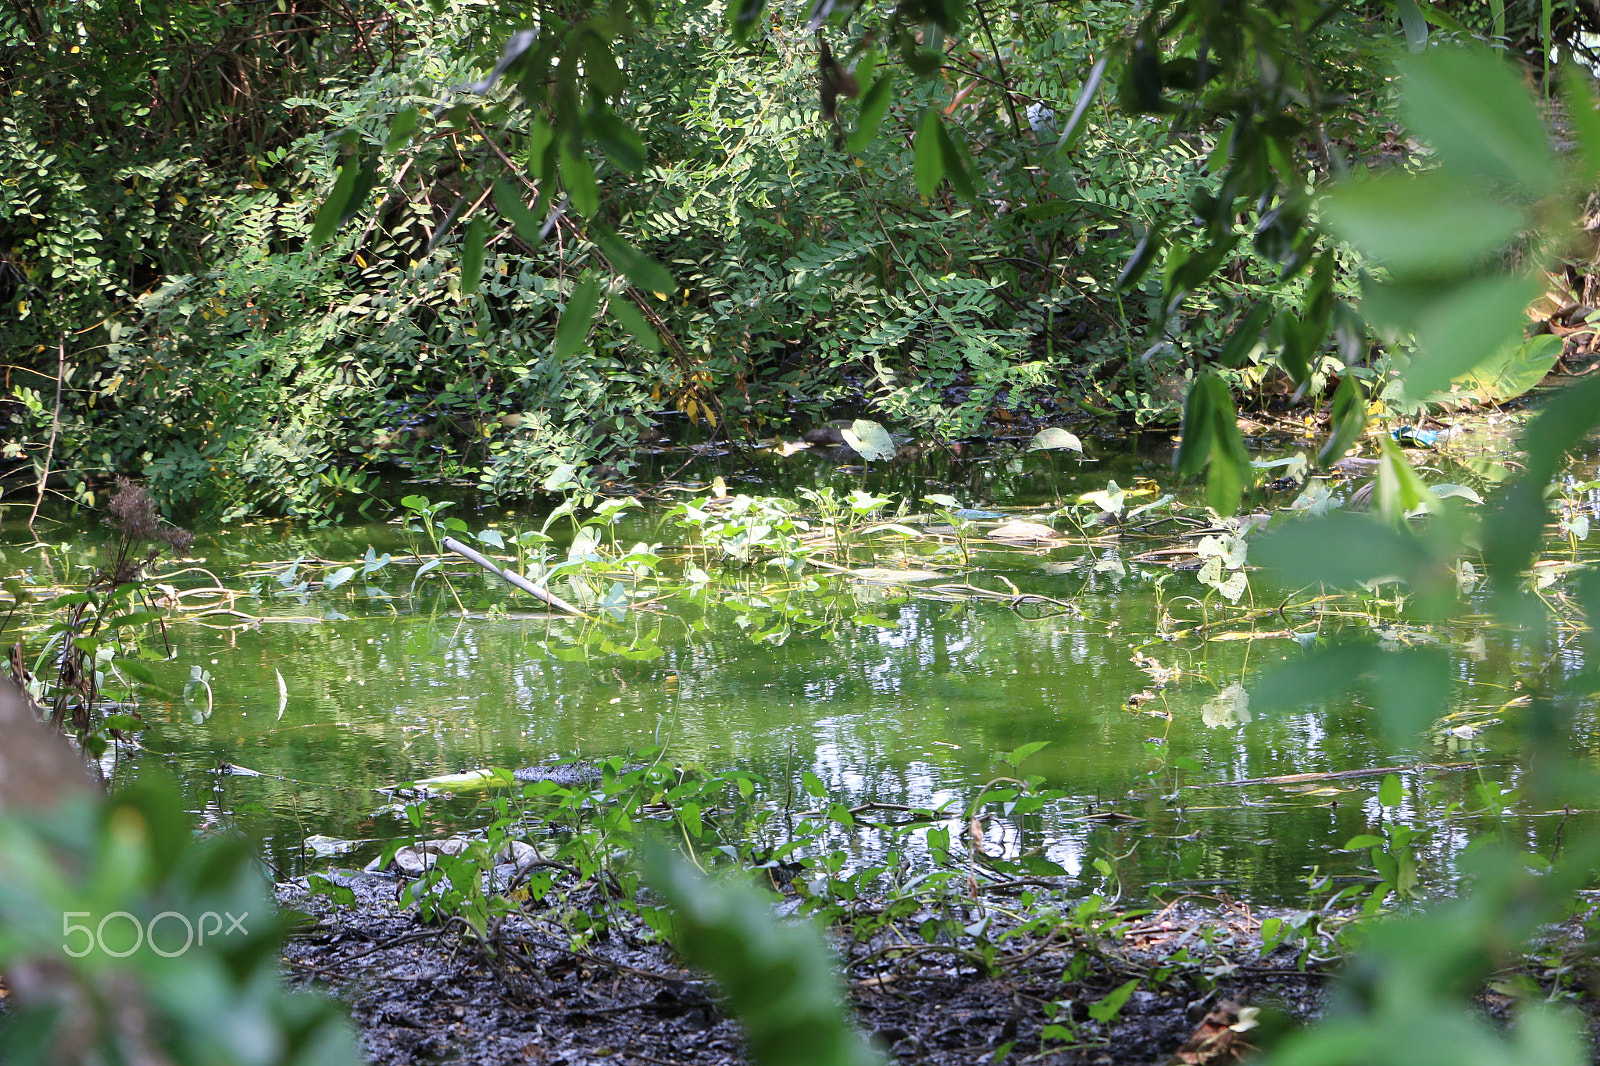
[442,536,591,619]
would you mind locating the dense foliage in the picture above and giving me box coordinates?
[2,0,1409,520]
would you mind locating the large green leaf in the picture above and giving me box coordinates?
[914,111,944,198]
[1453,332,1561,403]
[847,72,894,154]
[1400,46,1558,198]
[559,140,600,217]
[1321,172,1526,278]
[608,296,661,352]
[493,178,544,246]
[555,277,601,359]
[642,844,880,1066]
[599,236,674,295]
[459,215,487,296]
[1403,273,1540,399]
[842,419,895,462]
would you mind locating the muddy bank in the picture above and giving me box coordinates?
[279,873,1328,1065]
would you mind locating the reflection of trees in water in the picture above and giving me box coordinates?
[133,580,1546,899]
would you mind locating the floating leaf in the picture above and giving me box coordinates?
[841,419,894,462]
[1028,428,1083,453]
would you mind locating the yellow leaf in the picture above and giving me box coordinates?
[354,254,367,267]
[175,194,188,206]
[684,398,699,423]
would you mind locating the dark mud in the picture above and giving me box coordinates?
[279,874,1328,1065]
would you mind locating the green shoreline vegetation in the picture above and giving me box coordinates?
[10,1,1600,1064]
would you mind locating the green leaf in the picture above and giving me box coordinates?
[1053,53,1109,155]
[385,106,421,151]
[1373,436,1443,523]
[310,151,365,246]
[323,566,356,591]
[598,236,674,294]
[559,140,600,217]
[841,419,895,462]
[1253,511,1455,606]
[460,215,487,296]
[1396,0,1428,51]
[727,0,768,43]
[1318,372,1366,468]
[555,277,601,359]
[1028,428,1082,453]
[1217,303,1273,367]
[1379,773,1403,807]
[847,72,894,153]
[1087,978,1141,1023]
[1175,376,1217,477]
[609,296,662,351]
[641,843,879,1066]
[1321,172,1527,278]
[1116,225,1163,291]
[934,114,976,199]
[493,178,543,246]
[914,111,945,198]
[1400,46,1558,197]
[1177,375,1250,515]
[589,104,646,173]
[1402,273,1540,400]
[1484,375,1600,585]
[1453,331,1562,403]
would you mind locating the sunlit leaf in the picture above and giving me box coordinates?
[842,419,894,462]
[1402,273,1540,400]
[1028,428,1082,453]
[1452,332,1561,403]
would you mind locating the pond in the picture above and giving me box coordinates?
[4,422,1584,906]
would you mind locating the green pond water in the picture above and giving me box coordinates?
[5,428,1587,905]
